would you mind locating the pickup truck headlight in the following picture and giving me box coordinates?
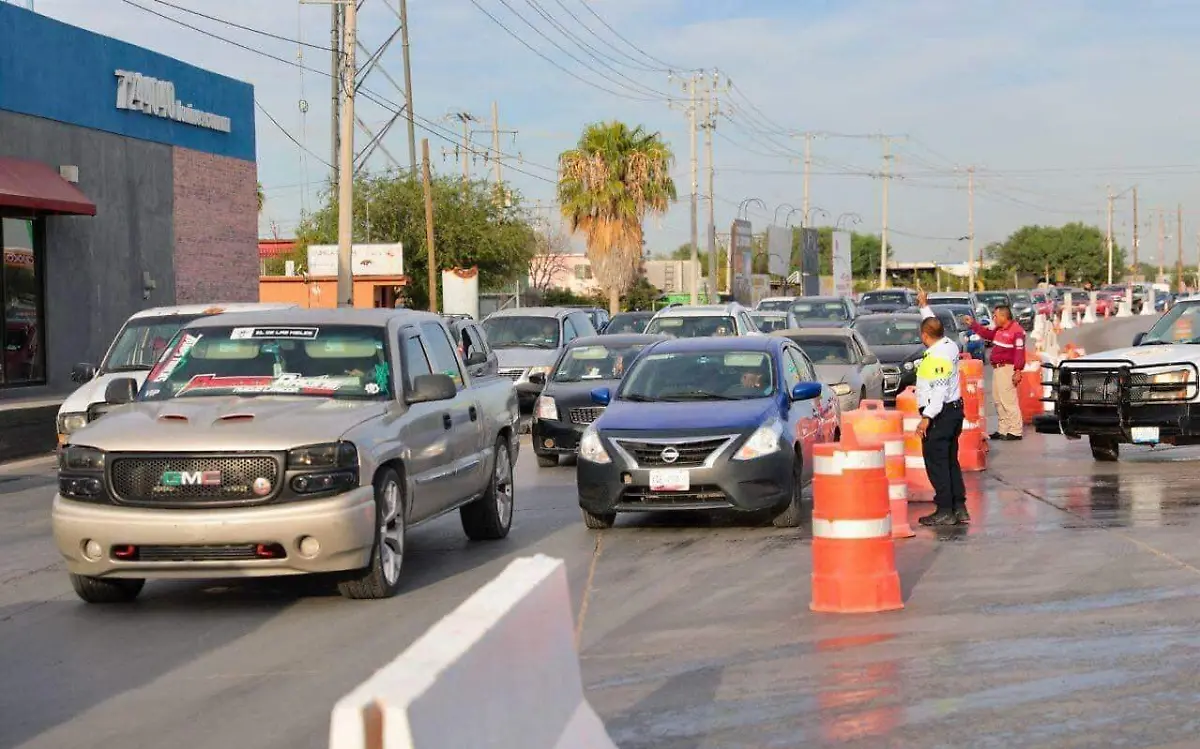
[534,395,558,420]
[831,383,852,396]
[734,419,784,461]
[287,442,358,469]
[57,412,88,436]
[1143,369,1193,400]
[59,445,105,471]
[578,425,611,464]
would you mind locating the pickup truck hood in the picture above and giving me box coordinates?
[58,370,151,416]
[493,347,559,369]
[598,398,774,432]
[1072,344,1197,366]
[67,397,389,452]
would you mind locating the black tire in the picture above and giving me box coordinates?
[772,453,806,528]
[461,437,515,541]
[1090,436,1120,462]
[581,507,616,529]
[338,468,405,600]
[536,454,558,468]
[69,574,144,604]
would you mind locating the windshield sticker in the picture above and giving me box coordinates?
[724,353,766,366]
[572,346,610,360]
[179,373,346,395]
[151,333,201,383]
[372,362,393,394]
[230,327,320,340]
[365,382,381,395]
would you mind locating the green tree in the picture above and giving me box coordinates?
[990,222,1125,286]
[786,227,891,281]
[291,172,536,309]
[257,182,264,213]
[558,121,677,313]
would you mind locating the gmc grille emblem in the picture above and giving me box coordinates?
[160,470,221,487]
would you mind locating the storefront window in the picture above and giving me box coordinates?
[1,218,46,386]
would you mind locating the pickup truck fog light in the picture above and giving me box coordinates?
[60,477,103,498]
[544,438,555,448]
[82,539,102,561]
[291,470,358,494]
[298,536,321,558]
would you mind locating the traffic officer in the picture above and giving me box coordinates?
[966,304,1026,440]
[916,291,968,526]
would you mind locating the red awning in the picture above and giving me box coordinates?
[0,158,96,216]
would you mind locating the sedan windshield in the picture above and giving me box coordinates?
[1142,301,1200,344]
[1010,292,1033,304]
[853,318,923,346]
[977,293,1010,307]
[644,315,737,338]
[102,314,199,372]
[605,313,650,334]
[752,313,789,332]
[140,324,392,401]
[795,340,852,364]
[552,343,648,382]
[929,295,969,305]
[861,292,909,306]
[791,301,850,321]
[621,350,775,401]
[480,316,560,349]
[757,299,793,312]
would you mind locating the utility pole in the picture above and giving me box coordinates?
[336,0,357,307]
[879,138,893,289]
[1178,203,1184,292]
[699,71,728,303]
[802,132,814,226]
[1158,208,1166,282]
[329,1,342,194]
[422,139,437,312]
[967,166,976,291]
[669,71,702,304]
[471,103,519,206]
[1131,186,1139,272]
[398,0,417,173]
[1105,185,1114,285]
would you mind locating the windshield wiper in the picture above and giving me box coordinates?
[661,390,739,401]
[1137,339,1174,345]
[621,393,660,402]
[107,364,153,372]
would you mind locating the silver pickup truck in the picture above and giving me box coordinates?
[52,309,520,602]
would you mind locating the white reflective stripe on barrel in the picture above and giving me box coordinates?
[963,421,980,431]
[813,517,892,540]
[813,449,886,475]
[888,482,908,500]
[903,418,920,431]
[905,455,926,469]
[882,440,904,457]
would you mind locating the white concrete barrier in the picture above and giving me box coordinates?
[1141,291,1156,315]
[1083,291,1097,324]
[1060,292,1074,329]
[1117,288,1133,317]
[329,555,617,749]
[1031,313,1046,341]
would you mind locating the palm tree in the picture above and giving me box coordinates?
[558,122,676,313]
[256,182,265,213]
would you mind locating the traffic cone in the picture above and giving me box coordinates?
[811,439,904,614]
[843,400,904,445]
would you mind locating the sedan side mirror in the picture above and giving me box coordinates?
[862,354,879,365]
[406,373,457,404]
[104,377,139,405]
[590,387,611,405]
[1133,331,1146,346]
[791,382,822,401]
[528,371,546,386]
[72,362,97,384]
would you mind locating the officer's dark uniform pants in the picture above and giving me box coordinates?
[922,401,967,513]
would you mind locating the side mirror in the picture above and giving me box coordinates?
[406,373,457,404]
[791,382,822,401]
[72,362,97,384]
[1133,331,1146,346]
[465,350,487,366]
[104,377,139,405]
[862,354,879,365]
[528,371,547,386]
[590,387,611,406]
[597,322,609,333]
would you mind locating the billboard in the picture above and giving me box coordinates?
[831,230,852,297]
[765,225,790,277]
[307,242,404,277]
[801,228,820,296]
[731,219,754,304]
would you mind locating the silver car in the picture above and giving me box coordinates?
[774,327,884,411]
[53,309,520,603]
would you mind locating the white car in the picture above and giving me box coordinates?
[643,303,764,338]
[1036,296,1200,461]
[55,303,298,444]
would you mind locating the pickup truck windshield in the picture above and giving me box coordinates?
[757,299,793,312]
[791,301,849,321]
[1010,292,1033,304]
[796,340,852,364]
[861,292,908,306]
[853,318,923,346]
[140,324,392,401]
[1142,301,1200,344]
[644,316,737,338]
[977,293,1011,307]
[102,314,198,373]
[481,316,560,349]
[620,350,776,401]
[605,314,649,334]
[552,343,649,382]
[752,314,789,332]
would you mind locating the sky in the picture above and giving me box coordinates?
[24,0,1200,264]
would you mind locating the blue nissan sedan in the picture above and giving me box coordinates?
[576,336,840,529]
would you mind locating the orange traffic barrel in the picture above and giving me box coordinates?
[896,387,934,493]
[843,400,903,444]
[960,357,985,419]
[810,440,904,613]
[880,432,914,538]
[959,418,988,472]
[1018,363,1043,424]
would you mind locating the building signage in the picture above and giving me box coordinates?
[3,248,34,269]
[114,69,232,133]
[765,225,790,277]
[307,243,404,277]
[832,230,853,297]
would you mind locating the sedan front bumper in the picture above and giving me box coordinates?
[531,417,584,456]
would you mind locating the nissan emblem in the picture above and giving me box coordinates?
[660,446,680,464]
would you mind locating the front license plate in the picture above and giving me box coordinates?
[649,468,690,492]
[1131,426,1160,444]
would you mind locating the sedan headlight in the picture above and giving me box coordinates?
[831,383,852,396]
[903,360,915,371]
[287,442,358,469]
[59,445,105,471]
[57,412,88,436]
[734,418,783,461]
[578,425,611,464]
[534,395,558,421]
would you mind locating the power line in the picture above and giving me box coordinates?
[524,0,664,82]
[547,0,664,72]
[567,0,678,71]
[256,99,332,169]
[138,0,332,51]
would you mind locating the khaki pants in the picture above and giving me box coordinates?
[992,364,1023,436]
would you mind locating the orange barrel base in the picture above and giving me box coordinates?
[959,426,987,472]
[844,400,903,444]
[811,537,904,613]
[890,481,915,538]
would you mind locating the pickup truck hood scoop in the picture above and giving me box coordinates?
[73,397,389,452]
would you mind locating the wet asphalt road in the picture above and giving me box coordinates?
[6,315,1198,749]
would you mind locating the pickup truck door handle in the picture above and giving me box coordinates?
[443,413,453,430]
[469,406,478,422]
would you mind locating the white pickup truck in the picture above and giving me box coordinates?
[1035,296,1200,460]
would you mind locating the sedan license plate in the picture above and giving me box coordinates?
[1131,426,1160,444]
[649,468,690,492]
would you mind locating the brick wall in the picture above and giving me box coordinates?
[172,147,258,302]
